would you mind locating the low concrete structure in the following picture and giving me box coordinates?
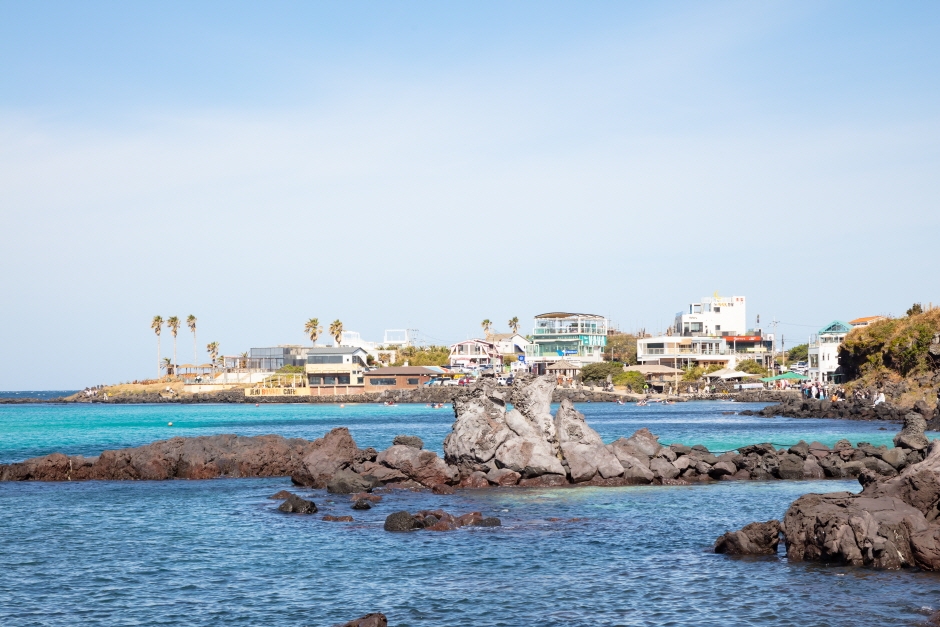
[363,367,440,392]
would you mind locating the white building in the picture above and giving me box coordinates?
[673,294,747,337]
[636,294,772,370]
[449,339,500,369]
[808,320,852,383]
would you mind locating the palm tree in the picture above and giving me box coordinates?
[239,351,249,377]
[186,315,197,362]
[481,319,493,336]
[166,316,180,377]
[508,317,520,334]
[151,316,164,379]
[162,357,172,376]
[304,318,322,345]
[329,319,344,346]
[207,342,220,367]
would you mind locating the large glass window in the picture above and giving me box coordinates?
[407,378,419,385]
[323,376,337,385]
[369,378,396,386]
[338,375,350,385]
[308,376,322,385]
[307,355,344,364]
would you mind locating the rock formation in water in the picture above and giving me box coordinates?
[332,613,388,627]
[714,520,781,555]
[723,414,940,569]
[383,509,501,532]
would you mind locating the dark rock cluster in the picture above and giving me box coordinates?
[716,412,940,570]
[383,509,501,532]
[740,395,939,425]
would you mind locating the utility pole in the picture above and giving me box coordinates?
[771,318,779,371]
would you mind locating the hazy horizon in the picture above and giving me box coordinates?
[2,1,938,389]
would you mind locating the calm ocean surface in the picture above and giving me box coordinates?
[1,401,938,626]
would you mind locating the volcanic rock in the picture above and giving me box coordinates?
[351,499,372,510]
[375,445,457,488]
[392,434,424,449]
[332,613,387,627]
[323,515,354,522]
[554,399,623,482]
[384,511,420,532]
[268,490,294,500]
[714,520,781,555]
[328,469,378,494]
[278,494,317,514]
[895,412,930,451]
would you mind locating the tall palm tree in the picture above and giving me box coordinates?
[481,319,493,336]
[329,319,344,346]
[239,351,249,376]
[151,316,164,379]
[508,317,520,334]
[162,357,172,376]
[207,342,220,367]
[304,318,322,345]
[186,315,197,362]
[166,316,180,376]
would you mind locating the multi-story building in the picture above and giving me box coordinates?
[363,366,440,392]
[247,345,311,371]
[524,312,608,374]
[449,339,500,369]
[636,295,773,370]
[304,346,369,394]
[808,320,853,383]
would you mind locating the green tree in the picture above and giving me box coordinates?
[736,359,769,376]
[304,318,322,345]
[682,366,705,381]
[329,320,343,346]
[613,370,646,392]
[606,333,638,364]
[581,361,624,383]
[151,315,164,379]
[393,345,450,367]
[206,341,220,366]
[508,317,520,334]
[161,357,172,376]
[186,315,197,362]
[908,303,924,316]
[166,316,180,374]
[786,343,808,363]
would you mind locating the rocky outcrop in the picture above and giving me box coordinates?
[0,433,326,482]
[740,395,917,423]
[714,520,781,555]
[554,400,623,482]
[727,415,940,570]
[392,435,423,449]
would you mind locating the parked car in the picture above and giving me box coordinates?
[457,378,471,386]
[424,378,445,386]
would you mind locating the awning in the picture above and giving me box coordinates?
[760,371,809,382]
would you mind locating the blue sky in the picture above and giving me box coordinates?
[1,1,939,389]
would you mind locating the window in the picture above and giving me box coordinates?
[715,325,721,331]
[369,378,396,386]
[323,376,337,385]
[690,322,703,332]
[339,375,350,384]
[407,378,419,385]
[307,355,344,364]
[308,376,322,385]
[357,376,364,384]
[714,307,720,313]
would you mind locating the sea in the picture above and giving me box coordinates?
[1,399,939,626]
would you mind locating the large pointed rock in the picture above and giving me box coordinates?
[554,399,623,482]
[443,380,512,473]
[496,409,566,478]
[509,374,559,445]
[300,427,360,488]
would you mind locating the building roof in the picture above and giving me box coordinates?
[535,312,605,319]
[306,346,368,355]
[850,316,886,325]
[364,366,439,376]
[818,320,853,335]
[451,338,496,347]
[547,359,579,370]
[624,364,683,375]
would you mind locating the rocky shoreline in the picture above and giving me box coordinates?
[739,395,940,425]
[717,411,940,571]
[1,375,922,487]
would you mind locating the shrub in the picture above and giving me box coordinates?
[786,344,808,363]
[613,370,646,392]
[682,366,705,381]
[581,361,624,383]
[735,359,769,376]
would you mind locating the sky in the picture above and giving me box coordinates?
[1,1,939,389]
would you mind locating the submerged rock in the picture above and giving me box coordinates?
[384,511,420,532]
[332,613,387,627]
[277,494,317,514]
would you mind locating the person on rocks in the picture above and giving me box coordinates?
[873,391,886,407]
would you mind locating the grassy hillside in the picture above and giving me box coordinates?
[839,308,940,406]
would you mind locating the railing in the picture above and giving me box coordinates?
[533,327,606,336]
[639,348,768,357]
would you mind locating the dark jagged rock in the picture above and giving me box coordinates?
[277,494,317,514]
[714,520,781,555]
[323,515,354,522]
[268,490,294,500]
[351,499,372,510]
[327,469,377,494]
[392,435,423,449]
[895,412,929,451]
[332,613,387,627]
[384,511,420,532]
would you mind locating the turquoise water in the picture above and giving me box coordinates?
[0,401,906,463]
[3,401,938,626]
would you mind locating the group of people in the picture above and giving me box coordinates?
[799,381,847,401]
